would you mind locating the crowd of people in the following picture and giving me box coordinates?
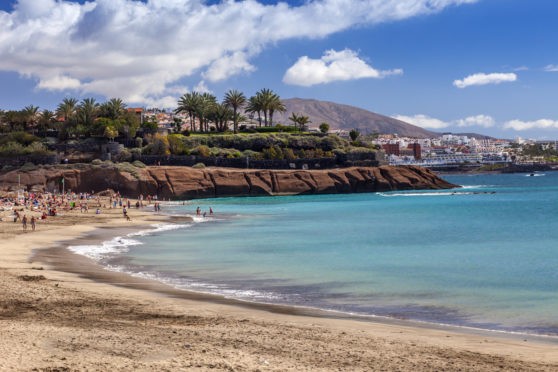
[1,189,216,232]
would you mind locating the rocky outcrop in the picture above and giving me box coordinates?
[0,165,456,198]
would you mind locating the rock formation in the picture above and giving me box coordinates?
[0,165,456,199]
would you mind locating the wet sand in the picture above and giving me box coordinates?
[1,202,558,371]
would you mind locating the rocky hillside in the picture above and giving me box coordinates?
[1,166,456,199]
[276,98,438,138]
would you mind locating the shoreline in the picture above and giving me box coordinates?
[2,203,558,370]
[35,214,558,344]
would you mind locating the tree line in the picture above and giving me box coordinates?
[176,88,288,133]
[0,88,317,139]
[0,97,141,140]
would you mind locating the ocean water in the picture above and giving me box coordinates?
[69,172,558,335]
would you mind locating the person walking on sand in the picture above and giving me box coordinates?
[123,206,127,218]
[22,215,28,231]
[31,216,36,231]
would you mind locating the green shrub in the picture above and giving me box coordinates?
[91,159,103,165]
[20,162,37,172]
[132,160,147,168]
[168,134,187,155]
[263,145,284,159]
[195,145,210,157]
[0,142,24,156]
[192,162,206,169]
[150,133,170,155]
[283,148,296,159]
[114,149,132,162]
[0,132,40,146]
[242,150,263,160]
[130,147,142,158]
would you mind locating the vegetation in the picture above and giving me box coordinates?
[288,112,311,132]
[349,129,360,141]
[0,132,52,156]
[521,144,558,161]
[0,88,379,165]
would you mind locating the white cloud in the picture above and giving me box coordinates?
[395,114,450,129]
[455,114,495,128]
[0,0,477,106]
[513,66,528,71]
[36,75,82,91]
[193,80,212,94]
[503,119,558,131]
[283,49,402,86]
[395,114,495,129]
[453,72,517,88]
[203,51,257,82]
[543,64,558,72]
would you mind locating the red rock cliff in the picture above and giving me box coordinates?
[0,166,456,198]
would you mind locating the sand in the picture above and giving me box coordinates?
[1,200,558,371]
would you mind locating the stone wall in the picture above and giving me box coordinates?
[136,152,378,170]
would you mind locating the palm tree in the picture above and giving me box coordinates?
[288,112,311,131]
[1,110,24,131]
[246,94,263,127]
[223,89,246,134]
[175,92,200,131]
[297,115,311,132]
[268,94,285,127]
[100,98,126,120]
[22,105,40,132]
[56,98,78,122]
[77,98,99,128]
[195,93,217,132]
[258,88,274,126]
[288,112,300,129]
[38,110,56,132]
[208,103,233,132]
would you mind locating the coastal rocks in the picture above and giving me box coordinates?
[0,165,456,198]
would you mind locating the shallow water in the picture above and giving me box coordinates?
[69,172,558,335]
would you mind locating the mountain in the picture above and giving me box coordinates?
[275,98,438,138]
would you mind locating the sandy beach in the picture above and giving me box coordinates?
[1,201,558,371]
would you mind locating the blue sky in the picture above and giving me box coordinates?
[1,0,558,139]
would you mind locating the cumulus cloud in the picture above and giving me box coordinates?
[0,0,477,106]
[193,80,212,94]
[453,72,517,88]
[202,51,257,82]
[283,49,402,86]
[394,114,450,129]
[455,114,495,128]
[543,64,558,72]
[395,114,495,129]
[503,119,558,131]
[36,75,82,91]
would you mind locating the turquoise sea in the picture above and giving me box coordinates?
[69,172,558,335]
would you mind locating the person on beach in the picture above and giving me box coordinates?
[209,207,213,215]
[22,215,27,231]
[123,206,127,218]
[196,206,201,216]
[31,216,36,231]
